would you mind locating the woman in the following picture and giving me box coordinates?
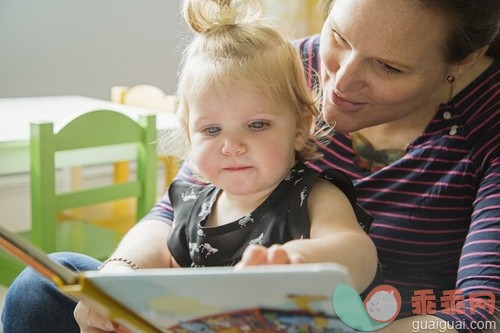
[301,1,499,332]
[3,0,498,332]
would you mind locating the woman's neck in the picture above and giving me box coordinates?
[358,110,435,151]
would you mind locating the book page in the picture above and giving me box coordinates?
[85,264,357,332]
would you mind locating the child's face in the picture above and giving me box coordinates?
[188,84,305,196]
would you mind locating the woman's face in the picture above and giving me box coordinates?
[320,0,453,132]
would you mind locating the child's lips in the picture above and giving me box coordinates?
[224,165,252,171]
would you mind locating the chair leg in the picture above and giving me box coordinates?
[114,161,130,183]
[164,156,178,187]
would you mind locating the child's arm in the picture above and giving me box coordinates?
[239,179,378,293]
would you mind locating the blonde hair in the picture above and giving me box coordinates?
[175,0,323,161]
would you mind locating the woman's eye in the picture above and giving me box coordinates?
[248,121,268,130]
[378,61,402,75]
[331,29,346,47]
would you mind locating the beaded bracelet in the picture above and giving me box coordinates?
[98,257,140,270]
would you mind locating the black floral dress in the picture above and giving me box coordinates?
[167,161,372,267]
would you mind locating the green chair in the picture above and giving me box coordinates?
[0,110,157,286]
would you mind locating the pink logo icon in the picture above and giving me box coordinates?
[363,284,402,323]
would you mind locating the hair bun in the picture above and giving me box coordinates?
[183,0,263,33]
[217,4,237,25]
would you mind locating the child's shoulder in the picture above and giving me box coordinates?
[168,179,218,206]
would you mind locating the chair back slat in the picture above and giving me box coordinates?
[55,110,145,151]
[29,110,157,253]
[56,182,141,210]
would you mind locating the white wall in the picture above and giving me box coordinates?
[0,0,187,99]
[0,1,187,231]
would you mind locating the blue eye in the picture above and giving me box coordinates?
[248,121,269,130]
[202,126,220,135]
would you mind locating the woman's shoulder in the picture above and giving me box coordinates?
[293,34,320,53]
[293,34,321,91]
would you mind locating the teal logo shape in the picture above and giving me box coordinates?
[333,284,402,331]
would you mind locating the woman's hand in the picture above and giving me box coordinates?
[237,244,305,266]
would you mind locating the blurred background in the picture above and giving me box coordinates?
[0,0,330,322]
[0,0,329,99]
[0,1,186,99]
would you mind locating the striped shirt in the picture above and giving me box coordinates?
[145,34,500,332]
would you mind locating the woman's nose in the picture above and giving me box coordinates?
[333,53,365,92]
[221,138,246,156]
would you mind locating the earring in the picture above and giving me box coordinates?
[446,75,455,102]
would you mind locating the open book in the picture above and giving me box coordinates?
[0,225,357,332]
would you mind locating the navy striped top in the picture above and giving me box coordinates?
[145,34,499,332]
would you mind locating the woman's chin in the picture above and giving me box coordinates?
[321,108,357,133]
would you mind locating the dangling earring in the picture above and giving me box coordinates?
[446,75,455,102]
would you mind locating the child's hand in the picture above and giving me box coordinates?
[237,244,305,266]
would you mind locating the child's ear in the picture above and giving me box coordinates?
[294,113,313,151]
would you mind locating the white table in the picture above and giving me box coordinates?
[0,96,178,176]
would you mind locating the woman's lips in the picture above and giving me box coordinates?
[331,91,365,112]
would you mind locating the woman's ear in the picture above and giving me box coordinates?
[451,45,489,79]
